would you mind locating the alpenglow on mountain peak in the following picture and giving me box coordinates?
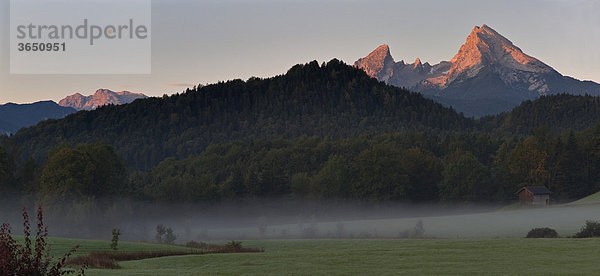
[354,24,600,117]
[353,44,394,82]
[59,88,148,111]
[445,24,555,84]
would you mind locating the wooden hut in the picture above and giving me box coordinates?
[516,186,551,205]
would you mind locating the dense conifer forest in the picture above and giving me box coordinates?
[10,60,470,170]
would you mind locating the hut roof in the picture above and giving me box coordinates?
[515,186,552,195]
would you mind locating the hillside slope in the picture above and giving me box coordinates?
[0,101,76,134]
[479,94,600,135]
[11,60,472,169]
[566,191,600,206]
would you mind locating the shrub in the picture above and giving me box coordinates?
[526,227,558,238]
[414,220,425,238]
[69,241,265,269]
[68,251,200,269]
[185,240,264,253]
[155,224,176,244]
[155,224,166,243]
[67,253,119,269]
[111,228,120,250]
[224,241,242,252]
[185,240,210,249]
[398,220,426,238]
[0,205,84,275]
[574,220,600,238]
[163,228,176,244]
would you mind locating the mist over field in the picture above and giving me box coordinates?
[1,196,597,241]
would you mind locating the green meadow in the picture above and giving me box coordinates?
[35,237,600,275]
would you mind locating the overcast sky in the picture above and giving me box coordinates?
[1,0,599,104]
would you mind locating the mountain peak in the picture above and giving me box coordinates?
[354,44,395,81]
[414,58,422,68]
[445,24,555,85]
[59,89,148,111]
[468,24,508,46]
[375,44,389,52]
[354,24,600,117]
[472,24,491,32]
[94,88,112,95]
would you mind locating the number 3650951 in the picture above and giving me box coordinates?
[18,42,66,51]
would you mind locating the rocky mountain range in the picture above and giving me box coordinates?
[355,24,600,117]
[59,89,147,111]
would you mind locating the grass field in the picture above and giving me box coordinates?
[37,238,600,275]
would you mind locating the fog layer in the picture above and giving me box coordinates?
[1,197,597,241]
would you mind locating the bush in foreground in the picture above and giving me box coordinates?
[526,227,558,238]
[574,220,600,238]
[0,205,84,275]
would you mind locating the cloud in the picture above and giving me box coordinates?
[163,83,195,87]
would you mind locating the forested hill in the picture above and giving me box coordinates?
[11,59,472,170]
[479,94,600,135]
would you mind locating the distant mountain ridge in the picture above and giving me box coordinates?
[355,24,600,117]
[59,89,147,110]
[0,101,76,134]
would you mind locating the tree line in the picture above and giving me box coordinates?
[3,123,600,204]
[131,125,600,203]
